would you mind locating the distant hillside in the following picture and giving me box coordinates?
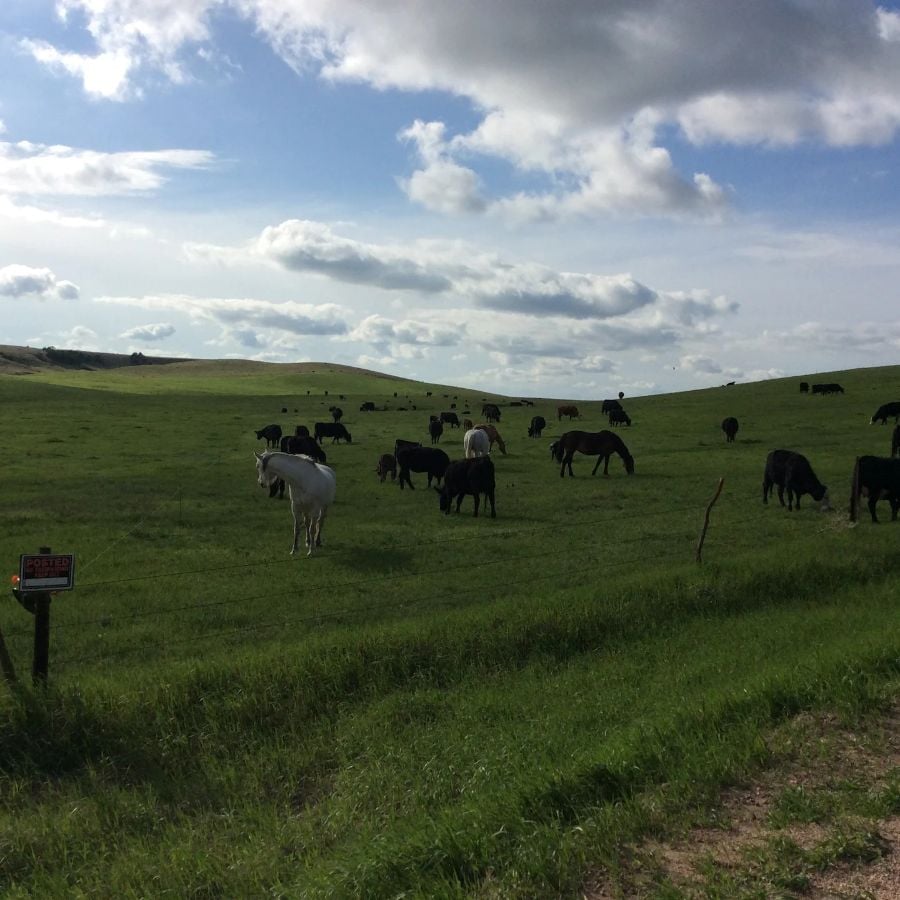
[0,344,188,374]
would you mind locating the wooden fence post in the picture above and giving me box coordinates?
[696,478,725,564]
[0,623,16,687]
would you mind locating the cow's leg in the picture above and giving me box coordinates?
[473,493,480,517]
[776,485,786,507]
[890,497,900,521]
[786,488,794,511]
[487,490,496,518]
[868,496,879,523]
[762,478,770,504]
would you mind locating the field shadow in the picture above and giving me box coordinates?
[341,546,416,573]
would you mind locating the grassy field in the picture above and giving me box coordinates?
[0,359,898,897]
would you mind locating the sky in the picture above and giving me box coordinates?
[2,1,900,399]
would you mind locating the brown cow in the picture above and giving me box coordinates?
[557,404,580,421]
[474,423,507,455]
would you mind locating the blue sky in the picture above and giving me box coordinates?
[2,0,900,398]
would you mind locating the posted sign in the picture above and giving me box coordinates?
[18,554,76,592]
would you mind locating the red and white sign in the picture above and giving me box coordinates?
[18,554,76,592]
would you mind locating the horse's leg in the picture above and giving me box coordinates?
[473,493,480,517]
[290,505,300,555]
[591,455,603,476]
[604,454,611,476]
[315,507,327,547]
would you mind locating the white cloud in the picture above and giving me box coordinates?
[121,322,176,341]
[0,141,214,197]
[95,293,350,336]
[349,314,465,349]
[0,264,79,300]
[37,2,900,220]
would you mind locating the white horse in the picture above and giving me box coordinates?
[464,427,490,458]
[254,451,336,556]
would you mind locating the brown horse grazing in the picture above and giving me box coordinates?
[557,404,580,420]
[553,430,635,478]
[474,423,507,454]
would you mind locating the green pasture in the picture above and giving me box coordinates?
[1,361,898,897]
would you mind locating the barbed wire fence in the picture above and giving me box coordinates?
[2,478,810,684]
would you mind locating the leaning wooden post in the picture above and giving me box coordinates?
[0,622,17,687]
[696,478,725,564]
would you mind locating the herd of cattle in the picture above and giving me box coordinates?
[254,386,900,542]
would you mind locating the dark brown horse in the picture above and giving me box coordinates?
[553,430,635,477]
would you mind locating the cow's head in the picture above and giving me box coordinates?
[817,486,831,511]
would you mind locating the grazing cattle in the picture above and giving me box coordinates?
[464,427,490,458]
[254,451,336,556]
[762,450,830,512]
[721,417,739,442]
[799,381,809,393]
[474,423,507,454]
[281,407,287,413]
[294,425,310,438]
[811,382,844,395]
[870,401,900,425]
[329,406,343,423]
[462,418,474,432]
[528,415,546,438]
[554,430,634,478]
[482,403,501,422]
[557,404,580,420]
[280,434,326,462]
[376,453,396,482]
[394,438,421,458]
[359,401,376,412]
[440,411,461,428]
[850,456,900,523]
[521,399,534,406]
[608,409,632,427]
[429,418,444,444]
[396,446,450,490]
[601,399,622,415]
[314,422,352,444]
[439,457,496,518]
[255,424,282,448]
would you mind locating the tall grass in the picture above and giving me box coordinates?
[1,361,899,896]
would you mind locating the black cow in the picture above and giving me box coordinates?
[359,401,376,412]
[376,453,396,482]
[609,409,632,427]
[429,418,444,444]
[870,401,900,425]
[721,416,739,442]
[528,415,546,438]
[294,424,310,438]
[394,438,421,457]
[811,382,844,395]
[280,434,326,462]
[255,424,282,448]
[396,446,450,490]
[440,411,461,428]
[601,399,623,415]
[851,456,900,523]
[329,406,344,423]
[799,381,809,393]
[893,425,900,458]
[438,457,496,518]
[762,449,830,512]
[482,403,501,422]
[314,422,352,444]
